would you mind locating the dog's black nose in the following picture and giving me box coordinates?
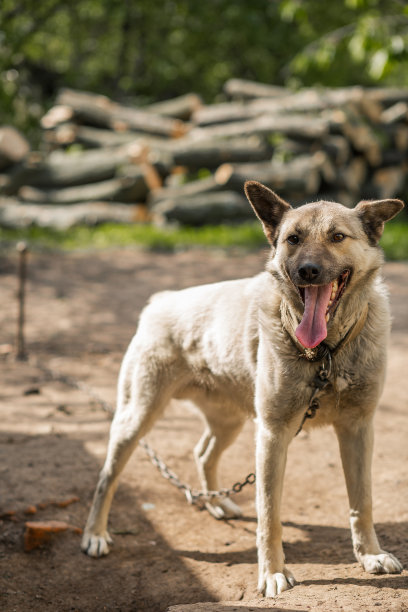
[298,262,321,282]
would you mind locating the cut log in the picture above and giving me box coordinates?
[152,190,252,226]
[0,197,145,229]
[147,93,202,120]
[172,136,271,169]
[321,135,351,166]
[365,166,406,200]
[3,146,161,195]
[247,86,381,121]
[19,172,148,204]
[43,88,190,138]
[191,114,329,142]
[365,87,408,107]
[214,155,322,196]
[192,103,251,126]
[339,104,383,166]
[0,127,30,171]
[223,79,290,100]
[44,124,138,148]
[110,106,189,138]
[334,157,367,193]
[393,125,408,151]
[148,176,221,206]
[381,102,408,125]
[6,148,130,192]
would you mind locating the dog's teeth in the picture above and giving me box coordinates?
[326,313,330,322]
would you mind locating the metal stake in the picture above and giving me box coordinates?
[16,241,28,360]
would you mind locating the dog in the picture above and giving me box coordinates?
[82,181,404,597]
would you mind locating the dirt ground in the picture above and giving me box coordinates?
[0,246,407,612]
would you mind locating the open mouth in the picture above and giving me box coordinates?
[325,269,350,321]
[295,269,351,349]
[299,269,350,322]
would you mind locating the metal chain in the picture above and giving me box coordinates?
[139,440,255,507]
[31,358,256,508]
[295,351,332,436]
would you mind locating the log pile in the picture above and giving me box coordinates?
[1,79,408,228]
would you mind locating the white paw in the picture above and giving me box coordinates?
[258,567,296,597]
[205,496,243,520]
[361,551,403,574]
[81,531,113,558]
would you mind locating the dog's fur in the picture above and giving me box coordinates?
[82,182,404,596]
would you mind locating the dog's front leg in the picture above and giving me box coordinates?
[256,419,296,597]
[335,418,403,574]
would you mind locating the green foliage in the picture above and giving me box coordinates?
[1,219,407,260]
[1,1,408,137]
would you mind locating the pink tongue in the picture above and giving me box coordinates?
[295,283,332,349]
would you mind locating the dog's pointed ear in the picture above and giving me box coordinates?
[244,181,291,244]
[355,198,404,244]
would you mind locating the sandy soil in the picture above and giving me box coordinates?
[0,247,407,612]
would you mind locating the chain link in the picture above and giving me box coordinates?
[139,440,255,507]
[31,358,256,509]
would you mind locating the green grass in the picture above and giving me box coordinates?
[0,222,267,252]
[1,219,407,259]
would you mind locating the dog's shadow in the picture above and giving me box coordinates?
[176,519,407,590]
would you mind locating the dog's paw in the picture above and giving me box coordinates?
[258,567,296,597]
[205,497,243,520]
[360,551,403,574]
[81,531,113,558]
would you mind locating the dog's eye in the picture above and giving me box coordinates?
[333,233,345,242]
[287,235,299,245]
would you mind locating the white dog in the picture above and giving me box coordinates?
[82,182,404,597]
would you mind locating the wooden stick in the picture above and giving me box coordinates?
[16,242,28,361]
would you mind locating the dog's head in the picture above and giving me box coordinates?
[244,181,404,349]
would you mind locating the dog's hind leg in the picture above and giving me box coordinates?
[81,354,175,558]
[194,412,245,519]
